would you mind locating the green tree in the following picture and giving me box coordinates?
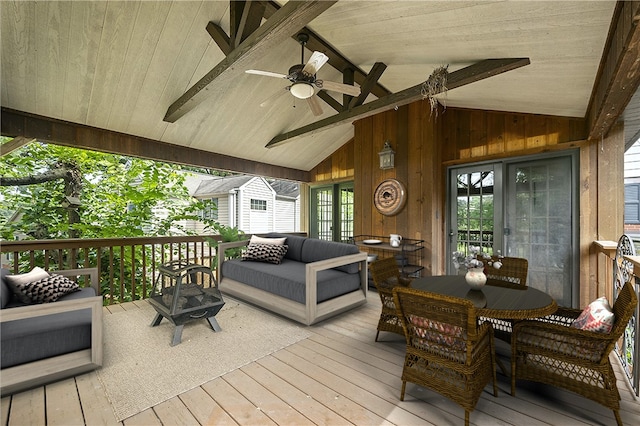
[0,140,209,240]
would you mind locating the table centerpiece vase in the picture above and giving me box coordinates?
[465,267,487,290]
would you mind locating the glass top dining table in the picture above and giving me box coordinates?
[411,275,558,320]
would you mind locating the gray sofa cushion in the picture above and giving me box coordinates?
[300,238,361,274]
[265,233,307,262]
[222,258,361,304]
[0,308,92,368]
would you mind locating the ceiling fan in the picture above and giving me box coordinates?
[245,33,361,116]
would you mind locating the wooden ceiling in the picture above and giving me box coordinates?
[2,1,638,179]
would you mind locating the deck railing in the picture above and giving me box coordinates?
[0,235,222,305]
[593,240,640,397]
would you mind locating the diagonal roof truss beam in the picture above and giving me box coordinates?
[266,58,531,148]
[163,1,336,123]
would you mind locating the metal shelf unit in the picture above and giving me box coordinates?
[353,235,424,279]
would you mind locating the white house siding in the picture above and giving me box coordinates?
[274,196,299,232]
[625,141,640,182]
[238,178,275,234]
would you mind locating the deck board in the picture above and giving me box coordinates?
[2,294,639,425]
[179,386,240,426]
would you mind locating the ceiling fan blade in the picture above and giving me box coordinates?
[258,87,288,108]
[302,51,329,75]
[245,69,288,79]
[306,95,323,116]
[318,80,361,97]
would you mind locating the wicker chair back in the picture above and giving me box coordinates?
[511,279,638,426]
[368,257,411,341]
[393,287,498,426]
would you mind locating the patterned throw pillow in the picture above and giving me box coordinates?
[4,266,51,304]
[242,243,288,264]
[8,273,80,304]
[571,296,615,333]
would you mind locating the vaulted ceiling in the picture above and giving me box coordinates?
[2,1,638,180]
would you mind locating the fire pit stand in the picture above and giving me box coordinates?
[148,260,225,346]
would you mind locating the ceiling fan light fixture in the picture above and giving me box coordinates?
[290,82,315,99]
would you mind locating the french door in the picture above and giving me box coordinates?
[310,182,354,242]
[448,153,579,307]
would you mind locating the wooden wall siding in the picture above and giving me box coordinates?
[440,108,587,162]
[313,102,615,289]
[308,138,355,183]
[350,101,441,275]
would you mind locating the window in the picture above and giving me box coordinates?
[251,199,267,211]
[200,198,218,220]
[625,184,640,224]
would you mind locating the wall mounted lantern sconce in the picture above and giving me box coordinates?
[378,140,395,170]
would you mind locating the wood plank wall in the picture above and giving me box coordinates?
[311,101,624,306]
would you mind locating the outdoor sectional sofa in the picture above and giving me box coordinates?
[217,233,368,325]
[0,268,103,396]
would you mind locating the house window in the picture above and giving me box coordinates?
[200,198,218,220]
[625,184,640,224]
[251,199,267,211]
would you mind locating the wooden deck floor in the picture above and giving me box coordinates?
[2,293,639,426]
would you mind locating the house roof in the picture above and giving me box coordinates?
[2,1,639,177]
[268,179,300,198]
[193,174,299,198]
[193,176,255,197]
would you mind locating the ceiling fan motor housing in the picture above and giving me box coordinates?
[288,64,315,83]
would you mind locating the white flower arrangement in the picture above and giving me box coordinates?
[452,246,503,271]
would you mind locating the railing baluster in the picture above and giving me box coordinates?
[1,236,217,304]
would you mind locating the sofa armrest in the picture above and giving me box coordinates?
[305,251,368,316]
[0,293,103,395]
[217,240,250,281]
[0,295,103,363]
[50,268,100,295]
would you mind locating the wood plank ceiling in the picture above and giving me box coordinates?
[2,0,637,179]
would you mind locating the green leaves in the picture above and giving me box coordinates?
[0,139,209,240]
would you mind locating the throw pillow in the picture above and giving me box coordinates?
[4,266,51,304]
[242,243,288,264]
[249,235,287,245]
[571,296,615,333]
[8,273,80,304]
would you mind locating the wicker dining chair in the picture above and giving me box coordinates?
[369,257,412,341]
[511,279,638,426]
[483,256,528,342]
[393,287,498,426]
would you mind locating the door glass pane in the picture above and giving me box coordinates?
[455,170,495,256]
[339,184,354,242]
[314,187,333,240]
[507,157,573,306]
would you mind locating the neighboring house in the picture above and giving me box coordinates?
[624,139,640,237]
[268,179,301,233]
[188,174,300,235]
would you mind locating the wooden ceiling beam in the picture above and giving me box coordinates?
[349,62,387,109]
[206,21,231,55]
[164,1,335,123]
[263,1,392,99]
[586,1,640,141]
[1,108,310,182]
[231,1,266,48]
[266,58,531,148]
[316,91,343,113]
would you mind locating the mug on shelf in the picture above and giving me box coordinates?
[390,234,402,247]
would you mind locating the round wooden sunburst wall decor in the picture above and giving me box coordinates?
[373,178,407,216]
